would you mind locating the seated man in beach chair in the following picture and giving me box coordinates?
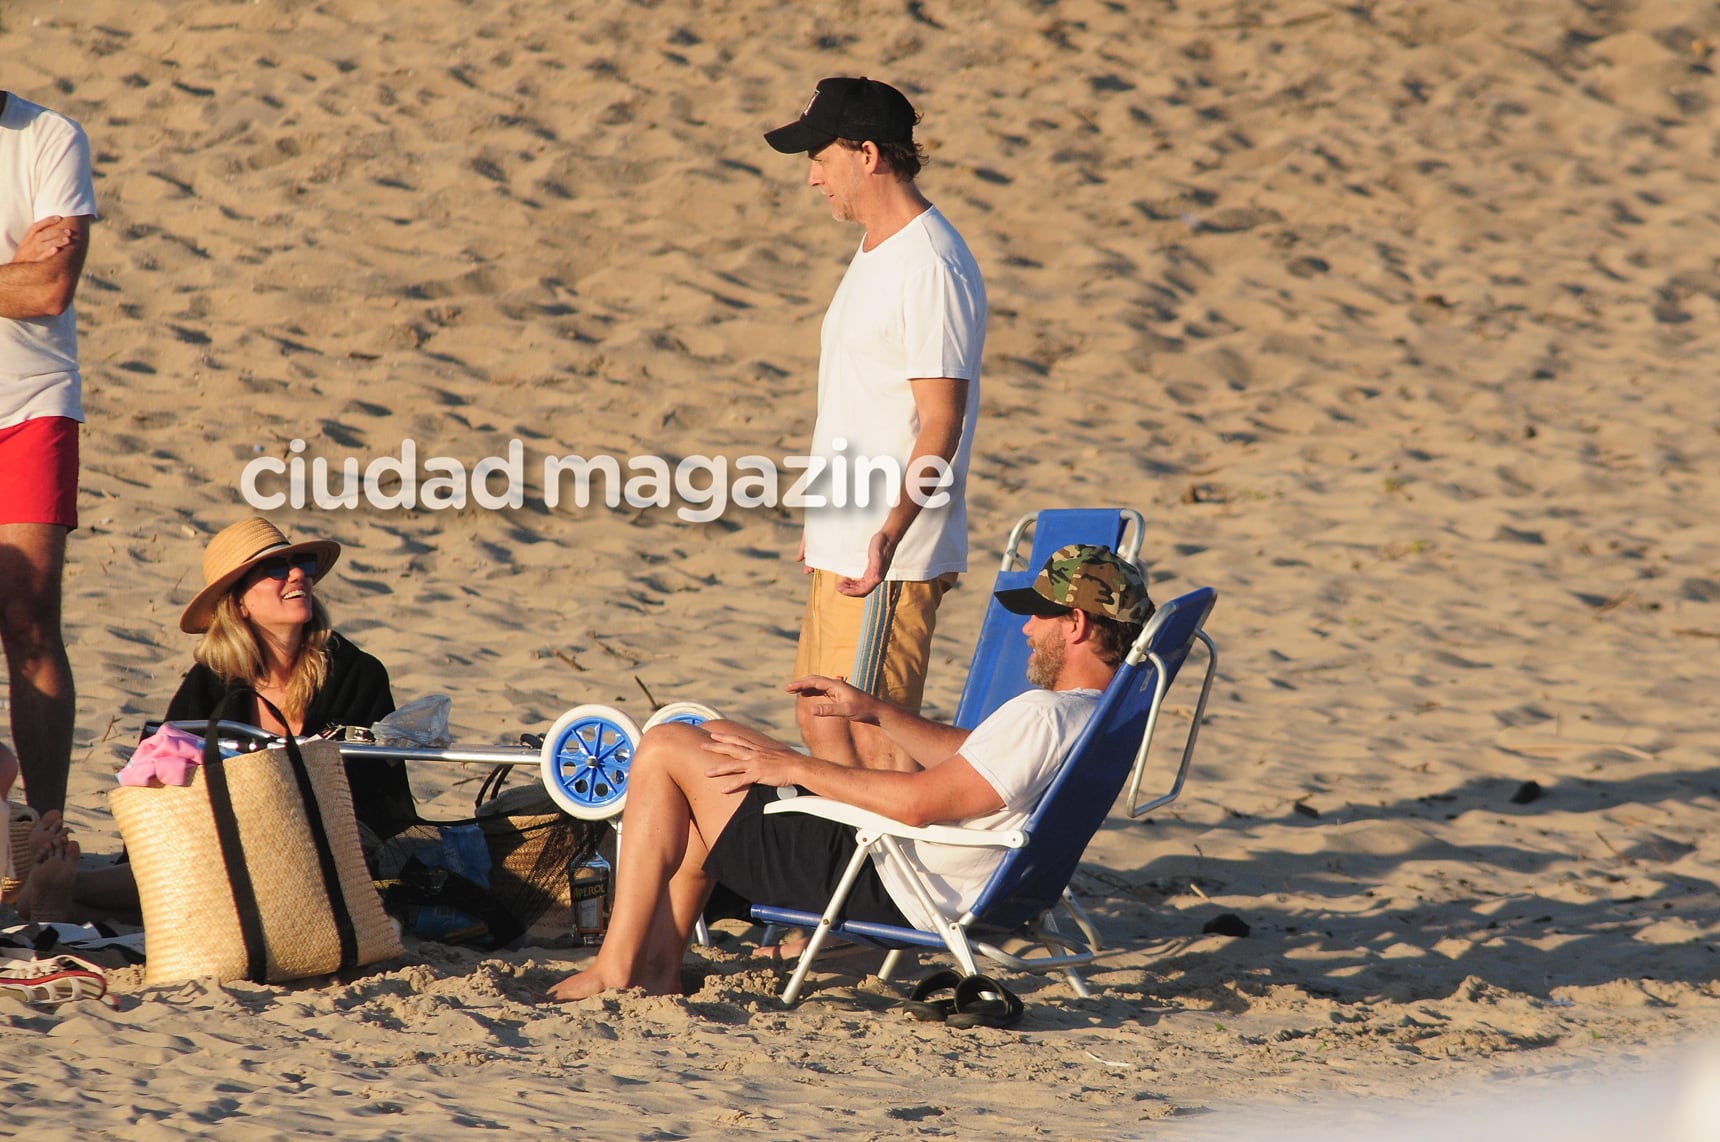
[547,544,1150,1001]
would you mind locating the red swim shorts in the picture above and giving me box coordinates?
[0,416,79,528]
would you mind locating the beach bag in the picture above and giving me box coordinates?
[109,689,402,985]
[372,779,602,948]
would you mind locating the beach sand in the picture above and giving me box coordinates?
[4,0,1720,1134]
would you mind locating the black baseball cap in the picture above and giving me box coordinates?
[764,76,918,155]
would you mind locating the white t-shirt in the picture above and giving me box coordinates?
[874,686,1103,931]
[1,93,97,428]
[802,205,986,581]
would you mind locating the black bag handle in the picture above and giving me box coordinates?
[202,686,360,981]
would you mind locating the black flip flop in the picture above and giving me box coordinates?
[945,974,1023,1030]
[902,968,964,1022]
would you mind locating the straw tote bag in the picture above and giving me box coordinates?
[110,689,402,985]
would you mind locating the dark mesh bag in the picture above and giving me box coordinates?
[366,779,602,949]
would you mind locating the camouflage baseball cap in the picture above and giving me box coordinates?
[994,543,1153,623]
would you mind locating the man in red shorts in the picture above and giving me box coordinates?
[0,91,97,814]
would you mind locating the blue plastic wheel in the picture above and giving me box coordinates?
[539,705,642,820]
[641,701,722,732]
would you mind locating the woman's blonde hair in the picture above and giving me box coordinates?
[195,590,333,724]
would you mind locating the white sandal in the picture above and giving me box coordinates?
[0,950,109,1007]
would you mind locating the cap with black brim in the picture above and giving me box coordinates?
[993,586,1074,617]
[764,121,838,155]
[765,76,916,156]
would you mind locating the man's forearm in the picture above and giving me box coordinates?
[771,736,1000,828]
[0,216,90,318]
[783,751,924,817]
[880,417,963,543]
[880,377,967,542]
[0,260,77,318]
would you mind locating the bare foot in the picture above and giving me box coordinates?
[752,933,855,962]
[4,809,69,899]
[546,960,683,1002]
[29,810,71,857]
[547,963,627,1002]
[16,833,79,923]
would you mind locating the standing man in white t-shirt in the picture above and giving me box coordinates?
[0,92,97,815]
[765,76,987,774]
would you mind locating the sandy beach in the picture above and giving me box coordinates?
[4,0,1720,1134]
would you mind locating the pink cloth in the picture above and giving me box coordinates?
[119,724,204,787]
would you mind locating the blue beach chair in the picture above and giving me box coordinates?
[954,508,1144,729]
[750,507,1141,949]
[752,583,1219,1004]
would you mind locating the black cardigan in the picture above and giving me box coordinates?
[165,632,417,837]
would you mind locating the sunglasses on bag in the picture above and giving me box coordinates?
[251,555,320,582]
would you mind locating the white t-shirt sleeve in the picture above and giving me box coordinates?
[35,117,97,220]
[901,262,985,382]
[0,99,95,424]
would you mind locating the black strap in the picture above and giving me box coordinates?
[474,763,516,811]
[202,686,360,980]
[203,689,269,981]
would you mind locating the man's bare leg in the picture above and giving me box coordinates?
[799,694,921,773]
[796,694,863,768]
[851,720,918,772]
[547,721,775,1001]
[0,525,75,814]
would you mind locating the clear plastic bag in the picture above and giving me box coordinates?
[370,694,453,748]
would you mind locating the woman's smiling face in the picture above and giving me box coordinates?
[238,554,318,634]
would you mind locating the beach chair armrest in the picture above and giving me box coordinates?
[763,795,1027,849]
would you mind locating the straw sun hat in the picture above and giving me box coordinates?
[179,517,341,634]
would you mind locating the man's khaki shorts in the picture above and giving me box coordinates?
[793,570,959,713]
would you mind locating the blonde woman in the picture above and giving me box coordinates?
[165,517,414,838]
[5,518,414,922]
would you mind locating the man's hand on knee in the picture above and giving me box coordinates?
[702,730,807,793]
